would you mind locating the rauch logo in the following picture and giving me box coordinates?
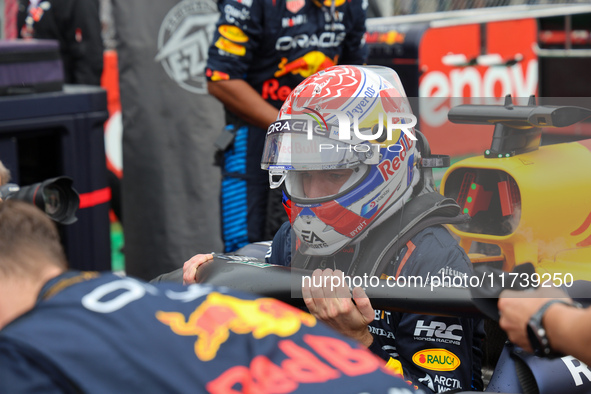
[412,348,461,372]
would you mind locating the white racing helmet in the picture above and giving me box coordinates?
[261,65,419,255]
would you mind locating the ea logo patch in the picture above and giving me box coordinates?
[412,349,460,371]
[155,0,219,94]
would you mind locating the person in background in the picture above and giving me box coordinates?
[0,199,423,394]
[206,0,368,252]
[16,0,123,226]
[17,0,104,85]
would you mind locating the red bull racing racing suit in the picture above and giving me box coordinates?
[267,222,485,393]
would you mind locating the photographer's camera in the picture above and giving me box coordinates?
[0,177,80,225]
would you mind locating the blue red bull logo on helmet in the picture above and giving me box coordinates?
[361,188,390,218]
[377,133,415,181]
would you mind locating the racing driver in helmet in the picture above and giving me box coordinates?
[184,65,484,393]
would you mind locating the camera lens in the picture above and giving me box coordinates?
[42,185,64,216]
[3,177,79,224]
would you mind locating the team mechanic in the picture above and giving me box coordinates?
[0,201,419,394]
[185,66,484,393]
[205,0,368,251]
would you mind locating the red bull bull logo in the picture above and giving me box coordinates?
[156,292,316,361]
[274,51,337,78]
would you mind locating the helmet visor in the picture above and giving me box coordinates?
[285,165,368,201]
[262,132,364,171]
[261,129,377,171]
[262,119,378,191]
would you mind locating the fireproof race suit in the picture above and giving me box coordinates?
[267,222,485,393]
[206,0,368,252]
[0,271,421,393]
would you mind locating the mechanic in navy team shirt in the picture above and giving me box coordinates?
[0,200,421,393]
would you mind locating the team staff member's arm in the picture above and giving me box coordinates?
[207,80,278,130]
[206,0,277,130]
[183,221,292,284]
[499,287,591,365]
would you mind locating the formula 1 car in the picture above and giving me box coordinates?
[441,96,591,283]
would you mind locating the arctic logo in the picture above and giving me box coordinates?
[418,374,435,391]
[155,0,219,94]
[301,230,325,245]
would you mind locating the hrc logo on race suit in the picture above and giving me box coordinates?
[156,292,316,361]
[413,320,463,345]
